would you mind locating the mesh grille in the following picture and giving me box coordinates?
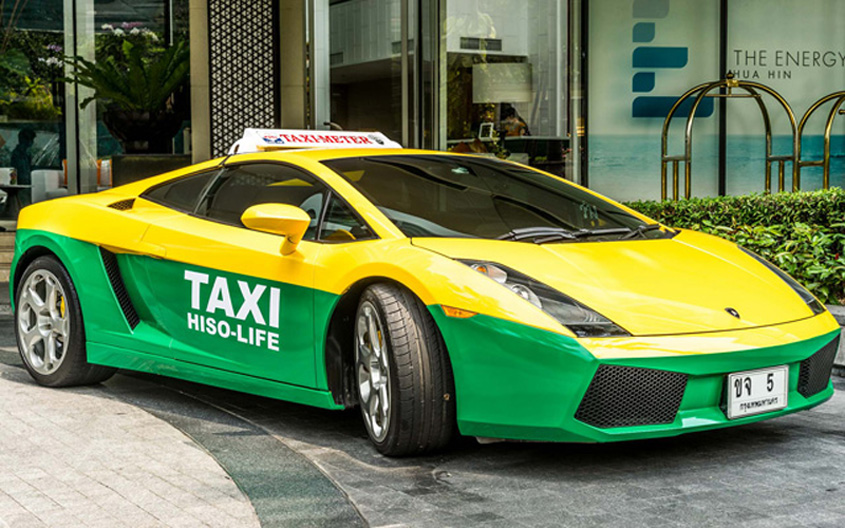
[208,0,278,157]
[798,335,840,397]
[575,365,688,428]
[99,248,140,329]
[107,199,135,211]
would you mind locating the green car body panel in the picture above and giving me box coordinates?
[12,228,840,443]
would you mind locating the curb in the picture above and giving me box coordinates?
[826,305,845,377]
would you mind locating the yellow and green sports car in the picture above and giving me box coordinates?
[12,130,841,456]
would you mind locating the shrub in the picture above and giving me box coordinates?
[627,189,845,305]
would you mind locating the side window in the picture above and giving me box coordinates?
[319,194,375,242]
[141,170,218,212]
[196,163,328,240]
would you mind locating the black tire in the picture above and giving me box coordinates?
[354,283,456,456]
[15,255,115,387]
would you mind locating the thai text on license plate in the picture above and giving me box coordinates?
[727,366,788,419]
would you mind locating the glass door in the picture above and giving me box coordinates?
[440,0,570,178]
[310,0,408,145]
[310,0,441,149]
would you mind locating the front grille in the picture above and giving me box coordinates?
[575,365,688,428]
[99,248,140,329]
[798,335,840,398]
[108,198,135,210]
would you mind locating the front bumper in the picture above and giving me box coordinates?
[430,306,841,443]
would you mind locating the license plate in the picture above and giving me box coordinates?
[727,366,788,419]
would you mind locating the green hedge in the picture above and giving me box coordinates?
[627,189,845,305]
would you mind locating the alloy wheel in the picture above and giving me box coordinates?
[17,269,70,375]
[355,301,391,442]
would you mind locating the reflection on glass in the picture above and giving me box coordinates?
[444,0,569,177]
[89,1,191,160]
[328,0,406,141]
[323,154,659,241]
[0,1,65,216]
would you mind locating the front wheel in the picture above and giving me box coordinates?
[15,255,115,387]
[355,283,455,456]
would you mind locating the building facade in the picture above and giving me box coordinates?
[1,0,843,212]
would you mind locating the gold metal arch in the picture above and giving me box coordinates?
[796,91,845,190]
[661,74,797,200]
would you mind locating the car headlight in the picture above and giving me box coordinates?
[462,261,630,338]
[739,246,825,315]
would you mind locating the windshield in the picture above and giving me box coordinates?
[322,155,668,241]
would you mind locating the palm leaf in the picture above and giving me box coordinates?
[64,40,189,112]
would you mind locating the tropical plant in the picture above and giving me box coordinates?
[96,22,164,67]
[0,28,63,121]
[0,0,33,89]
[0,47,30,91]
[1,78,60,120]
[65,39,189,113]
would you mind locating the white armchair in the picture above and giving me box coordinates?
[31,170,69,203]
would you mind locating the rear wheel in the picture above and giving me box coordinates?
[355,283,455,456]
[15,255,115,387]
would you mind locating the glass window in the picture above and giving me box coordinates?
[198,163,328,239]
[323,155,659,241]
[0,0,66,216]
[92,2,191,160]
[319,194,375,242]
[322,0,406,143]
[727,0,845,194]
[141,170,218,212]
[443,0,569,177]
[55,0,193,195]
[587,0,719,201]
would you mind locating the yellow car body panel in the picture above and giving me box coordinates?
[411,230,817,336]
[580,312,838,359]
[16,148,834,347]
[11,146,840,445]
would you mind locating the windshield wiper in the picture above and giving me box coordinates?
[497,226,578,242]
[619,223,662,240]
[570,227,634,239]
[498,226,644,243]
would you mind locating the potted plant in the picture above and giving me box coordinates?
[64,30,189,154]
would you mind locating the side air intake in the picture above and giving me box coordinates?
[99,248,140,329]
[798,335,840,398]
[108,199,135,210]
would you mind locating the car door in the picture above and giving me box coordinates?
[130,162,331,388]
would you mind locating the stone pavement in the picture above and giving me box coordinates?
[2,314,845,527]
[179,377,845,528]
[0,362,260,528]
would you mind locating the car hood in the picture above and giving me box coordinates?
[412,230,817,336]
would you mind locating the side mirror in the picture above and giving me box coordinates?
[241,203,311,255]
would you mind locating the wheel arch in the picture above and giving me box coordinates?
[12,235,79,309]
[323,275,455,408]
[11,232,132,341]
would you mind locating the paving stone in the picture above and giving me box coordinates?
[0,363,258,527]
[3,313,845,527]
[181,376,845,528]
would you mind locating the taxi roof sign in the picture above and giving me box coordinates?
[229,128,402,154]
